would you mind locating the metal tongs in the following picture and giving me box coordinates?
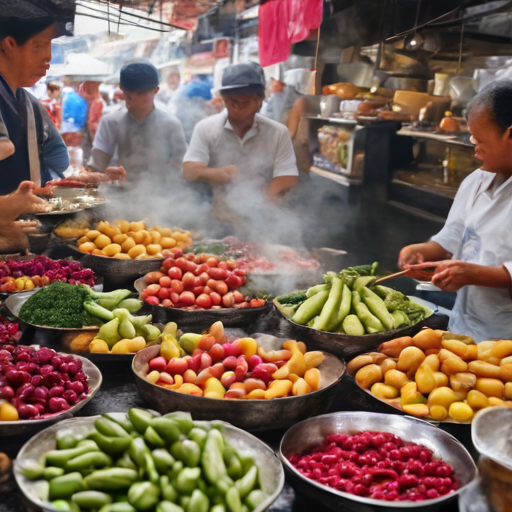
[370,266,438,286]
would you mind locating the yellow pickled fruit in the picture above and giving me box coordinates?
[92,249,105,256]
[94,234,111,249]
[160,237,177,249]
[24,280,35,291]
[264,379,293,399]
[441,339,474,360]
[465,345,479,360]
[113,234,128,245]
[380,359,397,375]
[111,340,130,354]
[142,234,153,246]
[402,404,430,417]
[422,354,440,372]
[450,372,477,394]
[384,369,411,389]
[86,229,101,240]
[505,382,512,400]
[397,346,426,373]
[77,235,89,245]
[371,382,399,400]
[304,368,320,391]
[158,227,172,237]
[467,390,489,410]
[131,231,146,244]
[103,244,122,257]
[400,382,426,406]
[95,221,107,233]
[500,364,512,383]
[292,378,311,396]
[438,348,459,362]
[347,355,375,376]
[89,339,109,353]
[491,340,512,359]
[125,336,147,353]
[448,402,474,422]
[429,405,448,421]
[433,371,449,388]
[161,340,181,361]
[501,355,512,366]
[130,221,145,232]
[475,378,504,398]
[355,364,383,390]
[147,371,160,384]
[441,355,468,376]
[412,328,442,351]
[172,231,188,242]
[304,351,325,369]
[117,220,130,233]
[427,387,460,409]
[128,245,146,259]
[146,244,163,256]
[297,342,307,354]
[468,360,501,379]
[488,397,512,407]
[478,342,500,366]
[415,364,436,394]
[149,231,162,244]
[78,242,96,254]
[113,253,131,260]
[103,225,120,240]
[0,401,19,421]
[121,237,136,253]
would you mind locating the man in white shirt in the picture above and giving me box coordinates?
[182,62,298,198]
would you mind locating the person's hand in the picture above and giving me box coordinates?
[430,260,477,292]
[105,166,127,182]
[0,181,48,222]
[398,245,425,269]
[213,165,239,185]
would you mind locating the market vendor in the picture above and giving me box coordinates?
[0,0,75,195]
[182,62,299,198]
[88,60,186,190]
[398,80,512,342]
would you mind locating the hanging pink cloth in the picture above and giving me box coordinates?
[258,0,323,67]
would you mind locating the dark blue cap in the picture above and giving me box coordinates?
[120,60,160,92]
[220,62,265,94]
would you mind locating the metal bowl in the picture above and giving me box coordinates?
[0,351,102,436]
[14,415,285,512]
[280,411,477,512]
[274,298,438,359]
[135,277,273,330]
[132,333,346,432]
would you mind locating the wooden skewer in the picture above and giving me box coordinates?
[370,270,409,286]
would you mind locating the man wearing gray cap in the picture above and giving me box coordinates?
[182,62,298,198]
[89,60,187,191]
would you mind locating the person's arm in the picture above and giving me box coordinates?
[268,175,299,197]
[398,241,452,269]
[0,139,14,160]
[0,181,47,222]
[268,126,299,196]
[287,96,306,139]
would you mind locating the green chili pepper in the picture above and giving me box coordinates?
[128,481,160,511]
[235,465,258,499]
[56,433,81,451]
[144,425,166,448]
[43,467,65,480]
[128,409,154,435]
[235,450,255,476]
[188,428,207,450]
[163,411,194,435]
[332,284,352,329]
[214,479,230,495]
[245,490,266,511]
[66,451,113,472]
[157,502,185,512]
[353,276,377,293]
[225,486,242,512]
[151,418,182,444]
[49,472,84,500]
[143,452,160,484]
[226,456,243,480]
[151,449,175,474]
[103,413,134,434]
[392,309,410,328]
[181,439,201,467]
[20,459,45,480]
[180,496,191,510]
[197,478,208,494]
[222,443,236,465]
[88,431,133,457]
[178,333,203,355]
[342,314,365,336]
[169,460,184,480]
[202,429,227,485]
[84,300,115,321]
[84,468,138,492]
[291,290,329,325]
[306,283,329,298]
[160,475,179,502]
[241,505,249,512]
[360,287,395,331]
[128,437,151,469]
[211,505,226,512]
[170,440,184,461]
[71,490,113,509]
[99,504,137,512]
[95,418,131,438]
[175,467,201,495]
[117,452,137,471]
[352,291,384,333]
[187,489,209,512]
[46,442,100,468]
[312,277,343,332]
[51,500,80,512]
[117,298,143,314]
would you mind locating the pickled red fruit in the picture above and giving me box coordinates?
[501,364,512,383]
[371,382,399,400]
[440,356,468,376]
[467,390,489,410]
[355,364,382,390]
[384,369,411,389]
[422,354,440,372]
[467,360,501,379]
[427,387,460,409]
[400,382,426,406]
[475,378,504,398]
[429,405,448,421]
[411,328,442,351]
[491,339,512,359]
[448,402,474,422]
[397,347,426,374]
[433,372,449,388]
[415,364,436,395]
[379,359,397,375]
[402,404,430,417]
[505,382,512,400]
[450,373,477,393]
[378,336,413,358]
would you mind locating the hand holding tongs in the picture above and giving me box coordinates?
[371,263,439,286]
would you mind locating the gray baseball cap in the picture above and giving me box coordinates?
[220,62,266,93]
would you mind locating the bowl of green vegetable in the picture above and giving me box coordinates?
[14,409,285,512]
[274,264,436,359]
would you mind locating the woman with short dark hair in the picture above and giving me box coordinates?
[399,80,512,341]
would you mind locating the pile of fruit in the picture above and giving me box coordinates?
[145,321,325,399]
[0,345,90,421]
[0,316,22,345]
[20,409,268,512]
[141,253,266,310]
[77,220,193,260]
[0,256,96,293]
[289,430,458,501]
[349,328,512,422]
[276,263,429,335]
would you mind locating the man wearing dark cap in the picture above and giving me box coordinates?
[0,0,76,195]
[88,60,187,191]
[182,62,298,197]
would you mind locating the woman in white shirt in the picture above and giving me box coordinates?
[399,80,512,341]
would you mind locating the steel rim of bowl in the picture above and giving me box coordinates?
[279,411,477,508]
[0,352,102,432]
[14,414,285,512]
[132,344,345,404]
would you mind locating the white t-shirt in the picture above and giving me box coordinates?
[431,169,512,342]
[183,111,298,188]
